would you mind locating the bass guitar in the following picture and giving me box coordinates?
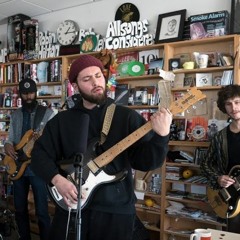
[3,129,43,180]
[207,165,240,218]
[47,87,206,211]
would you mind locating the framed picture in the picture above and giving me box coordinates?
[183,76,195,87]
[169,58,180,70]
[196,73,213,87]
[231,0,240,34]
[148,58,164,73]
[155,9,186,43]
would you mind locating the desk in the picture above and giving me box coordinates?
[207,228,240,240]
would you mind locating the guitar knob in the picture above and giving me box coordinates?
[229,205,233,210]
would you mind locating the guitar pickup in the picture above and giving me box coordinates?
[219,188,231,202]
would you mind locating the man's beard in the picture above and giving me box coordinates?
[22,99,37,111]
[79,88,107,105]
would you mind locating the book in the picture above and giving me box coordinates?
[194,147,208,165]
[221,70,233,85]
[179,151,194,162]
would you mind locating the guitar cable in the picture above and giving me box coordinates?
[65,207,72,240]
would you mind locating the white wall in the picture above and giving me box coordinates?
[0,0,232,48]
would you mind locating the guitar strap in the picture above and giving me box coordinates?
[100,103,116,145]
[33,105,47,131]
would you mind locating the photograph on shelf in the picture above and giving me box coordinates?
[196,73,213,87]
[201,51,218,67]
[212,76,222,86]
[133,86,154,105]
[155,9,186,43]
[218,52,234,66]
[169,118,187,141]
[183,76,195,87]
[148,58,164,74]
[114,84,129,106]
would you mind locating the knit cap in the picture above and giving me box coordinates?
[68,55,104,83]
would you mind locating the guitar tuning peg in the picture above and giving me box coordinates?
[192,105,196,109]
[186,109,190,113]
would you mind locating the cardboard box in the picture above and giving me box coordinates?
[188,11,229,39]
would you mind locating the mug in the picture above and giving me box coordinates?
[190,229,212,240]
[197,54,209,68]
[183,61,195,70]
[178,130,186,141]
[135,178,147,191]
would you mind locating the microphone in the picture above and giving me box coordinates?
[74,113,89,156]
[59,113,89,166]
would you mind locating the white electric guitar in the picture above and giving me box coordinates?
[47,87,206,211]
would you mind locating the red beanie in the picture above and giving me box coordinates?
[68,55,104,83]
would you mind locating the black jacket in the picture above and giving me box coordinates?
[31,98,169,214]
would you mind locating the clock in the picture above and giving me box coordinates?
[169,58,180,70]
[57,20,78,46]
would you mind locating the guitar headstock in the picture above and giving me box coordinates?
[169,87,206,116]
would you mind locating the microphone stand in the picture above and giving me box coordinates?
[74,153,84,240]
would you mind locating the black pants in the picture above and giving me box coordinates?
[13,176,51,240]
[227,214,240,233]
[49,207,136,240]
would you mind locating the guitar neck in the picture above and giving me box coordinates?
[88,121,152,171]
[87,87,206,174]
[23,130,43,157]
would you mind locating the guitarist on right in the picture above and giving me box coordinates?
[200,84,240,234]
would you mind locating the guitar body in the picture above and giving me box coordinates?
[46,138,128,211]
[47,168,127,212]
[207,165,240,218]
[2,129,41,180]
[2,155,31,180]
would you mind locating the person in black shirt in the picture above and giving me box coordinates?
[201,84,240,233]
[31,55,172,240]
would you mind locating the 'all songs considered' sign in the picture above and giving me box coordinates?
[105,20,154,50]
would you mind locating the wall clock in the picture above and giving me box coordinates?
[57,20,79,46]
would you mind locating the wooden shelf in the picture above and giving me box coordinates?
[168,141,210,147]
[166,214,226,227]
[1,34,239,240]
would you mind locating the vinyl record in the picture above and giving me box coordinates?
[117,62,129,76]
[128,61,145,76]
[115,2,140,22]
[80,35,97,53]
